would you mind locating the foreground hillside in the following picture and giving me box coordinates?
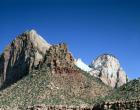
[94,78,140,110]
[1,76,139,110]
[105,78,140,101]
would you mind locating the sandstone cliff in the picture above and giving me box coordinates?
[0,30,51,88]
[89,54,128,88]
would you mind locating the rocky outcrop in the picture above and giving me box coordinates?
[1,100,139,110]
[26,104,93,110]
[45,43,76,74]
[0,30,51,88]
[26,100,140,110]
[89,54,127,88]
[103,99,140,110]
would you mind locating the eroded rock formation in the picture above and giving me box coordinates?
[45,43,76,74]
[0,30,51,88]
[89,54,128,88]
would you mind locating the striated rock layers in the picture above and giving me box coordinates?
[89,54,128,88]
[0,30,51,88]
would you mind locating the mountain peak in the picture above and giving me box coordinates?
[0,30,51,88]
[94,54,117,63]
[21,29,51,54]
[29,29,37,33]
[24,29,38,34]
[90,53,127,88]
[75,53,128,88]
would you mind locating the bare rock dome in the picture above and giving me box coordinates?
[90,54,128,88]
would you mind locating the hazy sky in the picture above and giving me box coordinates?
[0,0,140,79]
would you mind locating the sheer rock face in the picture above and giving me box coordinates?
[0,30,51,88]
[90,54,127,88]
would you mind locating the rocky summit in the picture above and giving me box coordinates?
[0,30,139,110]
[75,54,128,88]
[0,30,51,89]
[89,54,128,88]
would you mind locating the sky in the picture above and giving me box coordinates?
[0,0,140,79]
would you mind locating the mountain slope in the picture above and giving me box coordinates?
[87,78,140,110]
[104,78,140,101]
[0,66,110,109]
[0,32,111,109]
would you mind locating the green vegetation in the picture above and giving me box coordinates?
[0,64,110,109]
[0,58,139,109]
[104,78,140,102]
